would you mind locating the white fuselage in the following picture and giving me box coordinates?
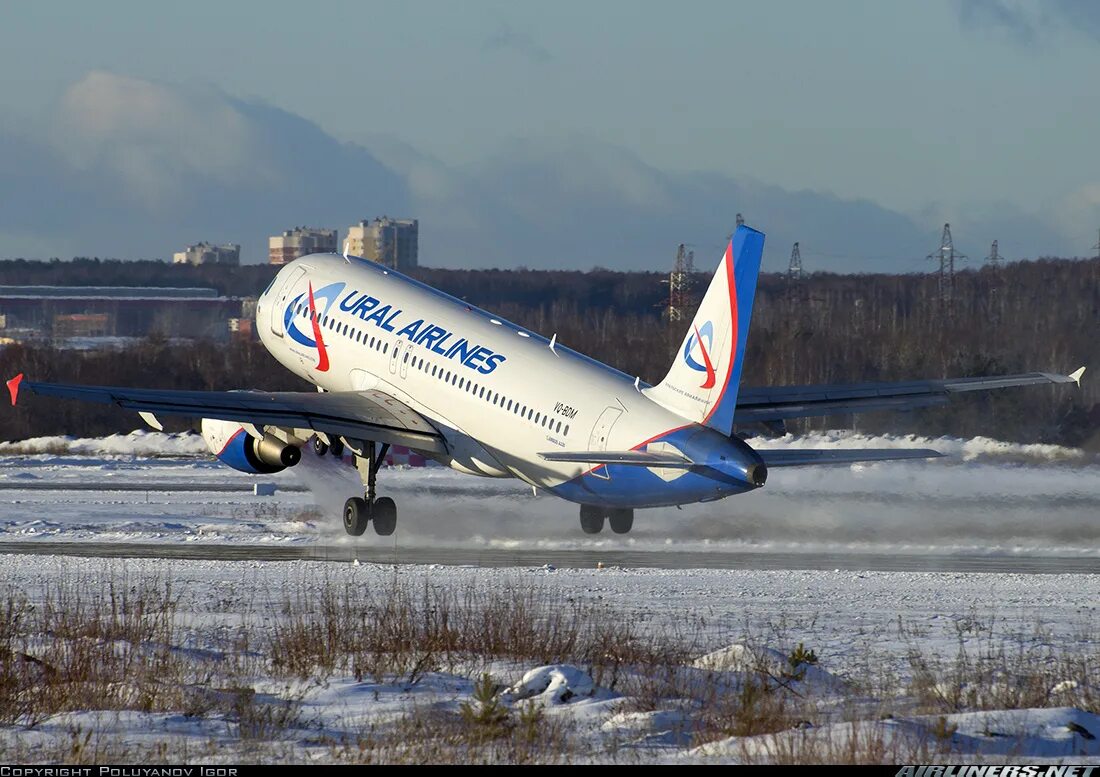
[255,254,751,507]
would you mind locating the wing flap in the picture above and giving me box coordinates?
[734,369,1084,423]
[757,448,943,467]
[17,380,446,454]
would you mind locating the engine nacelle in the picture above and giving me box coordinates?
[200,418,302,474]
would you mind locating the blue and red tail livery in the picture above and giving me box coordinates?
[646,225,765,436]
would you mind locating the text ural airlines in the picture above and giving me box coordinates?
[285,281,507,375]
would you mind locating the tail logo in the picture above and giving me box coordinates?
[683,320,717,389]
[284,281,345,372]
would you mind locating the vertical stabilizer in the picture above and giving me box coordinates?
[643,225,765,435]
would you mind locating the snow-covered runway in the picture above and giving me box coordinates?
[1,430,1098,565]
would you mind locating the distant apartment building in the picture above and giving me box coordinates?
[346,217,419,271]
[269,227,338,265]
[173,242,240,266]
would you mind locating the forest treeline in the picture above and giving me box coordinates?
[1,256,1097,447]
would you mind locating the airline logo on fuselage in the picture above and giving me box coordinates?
[683,320,717,389]
[283,281,507,375]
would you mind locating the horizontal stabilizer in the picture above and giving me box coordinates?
[757,448,943,467]
[538,450,694,468]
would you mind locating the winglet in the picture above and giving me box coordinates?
[1070,366,1086,387]
[6,373,23,406]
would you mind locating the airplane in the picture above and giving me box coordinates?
[5,225,1085,536]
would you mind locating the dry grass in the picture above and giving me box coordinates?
[268,572,700,685]
[0,567,1097,763]
[0,575,199,725]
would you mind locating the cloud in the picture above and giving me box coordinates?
[378,136,943,273]
[0,71,1082,270]
[954,0,1100,43]
[0,71,408,261]
[955,0,1039,44]
[483,23,553,63]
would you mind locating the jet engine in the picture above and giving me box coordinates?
[200,418,301,474]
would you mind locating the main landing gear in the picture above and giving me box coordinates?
[579,505,634,535]
[312,436,345,458]
[343,441,397,537]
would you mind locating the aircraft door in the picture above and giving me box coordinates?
[399,342,414,379]
[588,406,623,480]
[269,267,306,337]
[389,339,403,374]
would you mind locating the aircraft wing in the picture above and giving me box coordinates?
[756,448,943,467]
[733,368,1085,424]
[7,376,446,454]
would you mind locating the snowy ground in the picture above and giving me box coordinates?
[0,431,1098,762]
[0,555,1097,762]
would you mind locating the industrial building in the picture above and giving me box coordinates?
[0,286,249,342]
[346,217,419,271]
[173,242,240,266]
[269,227,338,265]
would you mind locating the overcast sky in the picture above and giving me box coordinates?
[1,0,1098,272]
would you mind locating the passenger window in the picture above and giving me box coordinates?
[564,425,570,436]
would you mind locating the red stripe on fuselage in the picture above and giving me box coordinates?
[703,241,738,426]
[307,282,330,372]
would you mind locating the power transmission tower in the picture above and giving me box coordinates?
[985,239,1004,322]
[665,243,695,326]
[927,223,966,311]
[787,242,803,284]
[786,242,803,307]
[985,239,1003,267]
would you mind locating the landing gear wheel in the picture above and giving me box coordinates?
[329,438,345,458]
[608,508,634,534]
[343,497,369,536]
[579,505,605,535]
[313,437,329,456]
[372,497,397,536]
